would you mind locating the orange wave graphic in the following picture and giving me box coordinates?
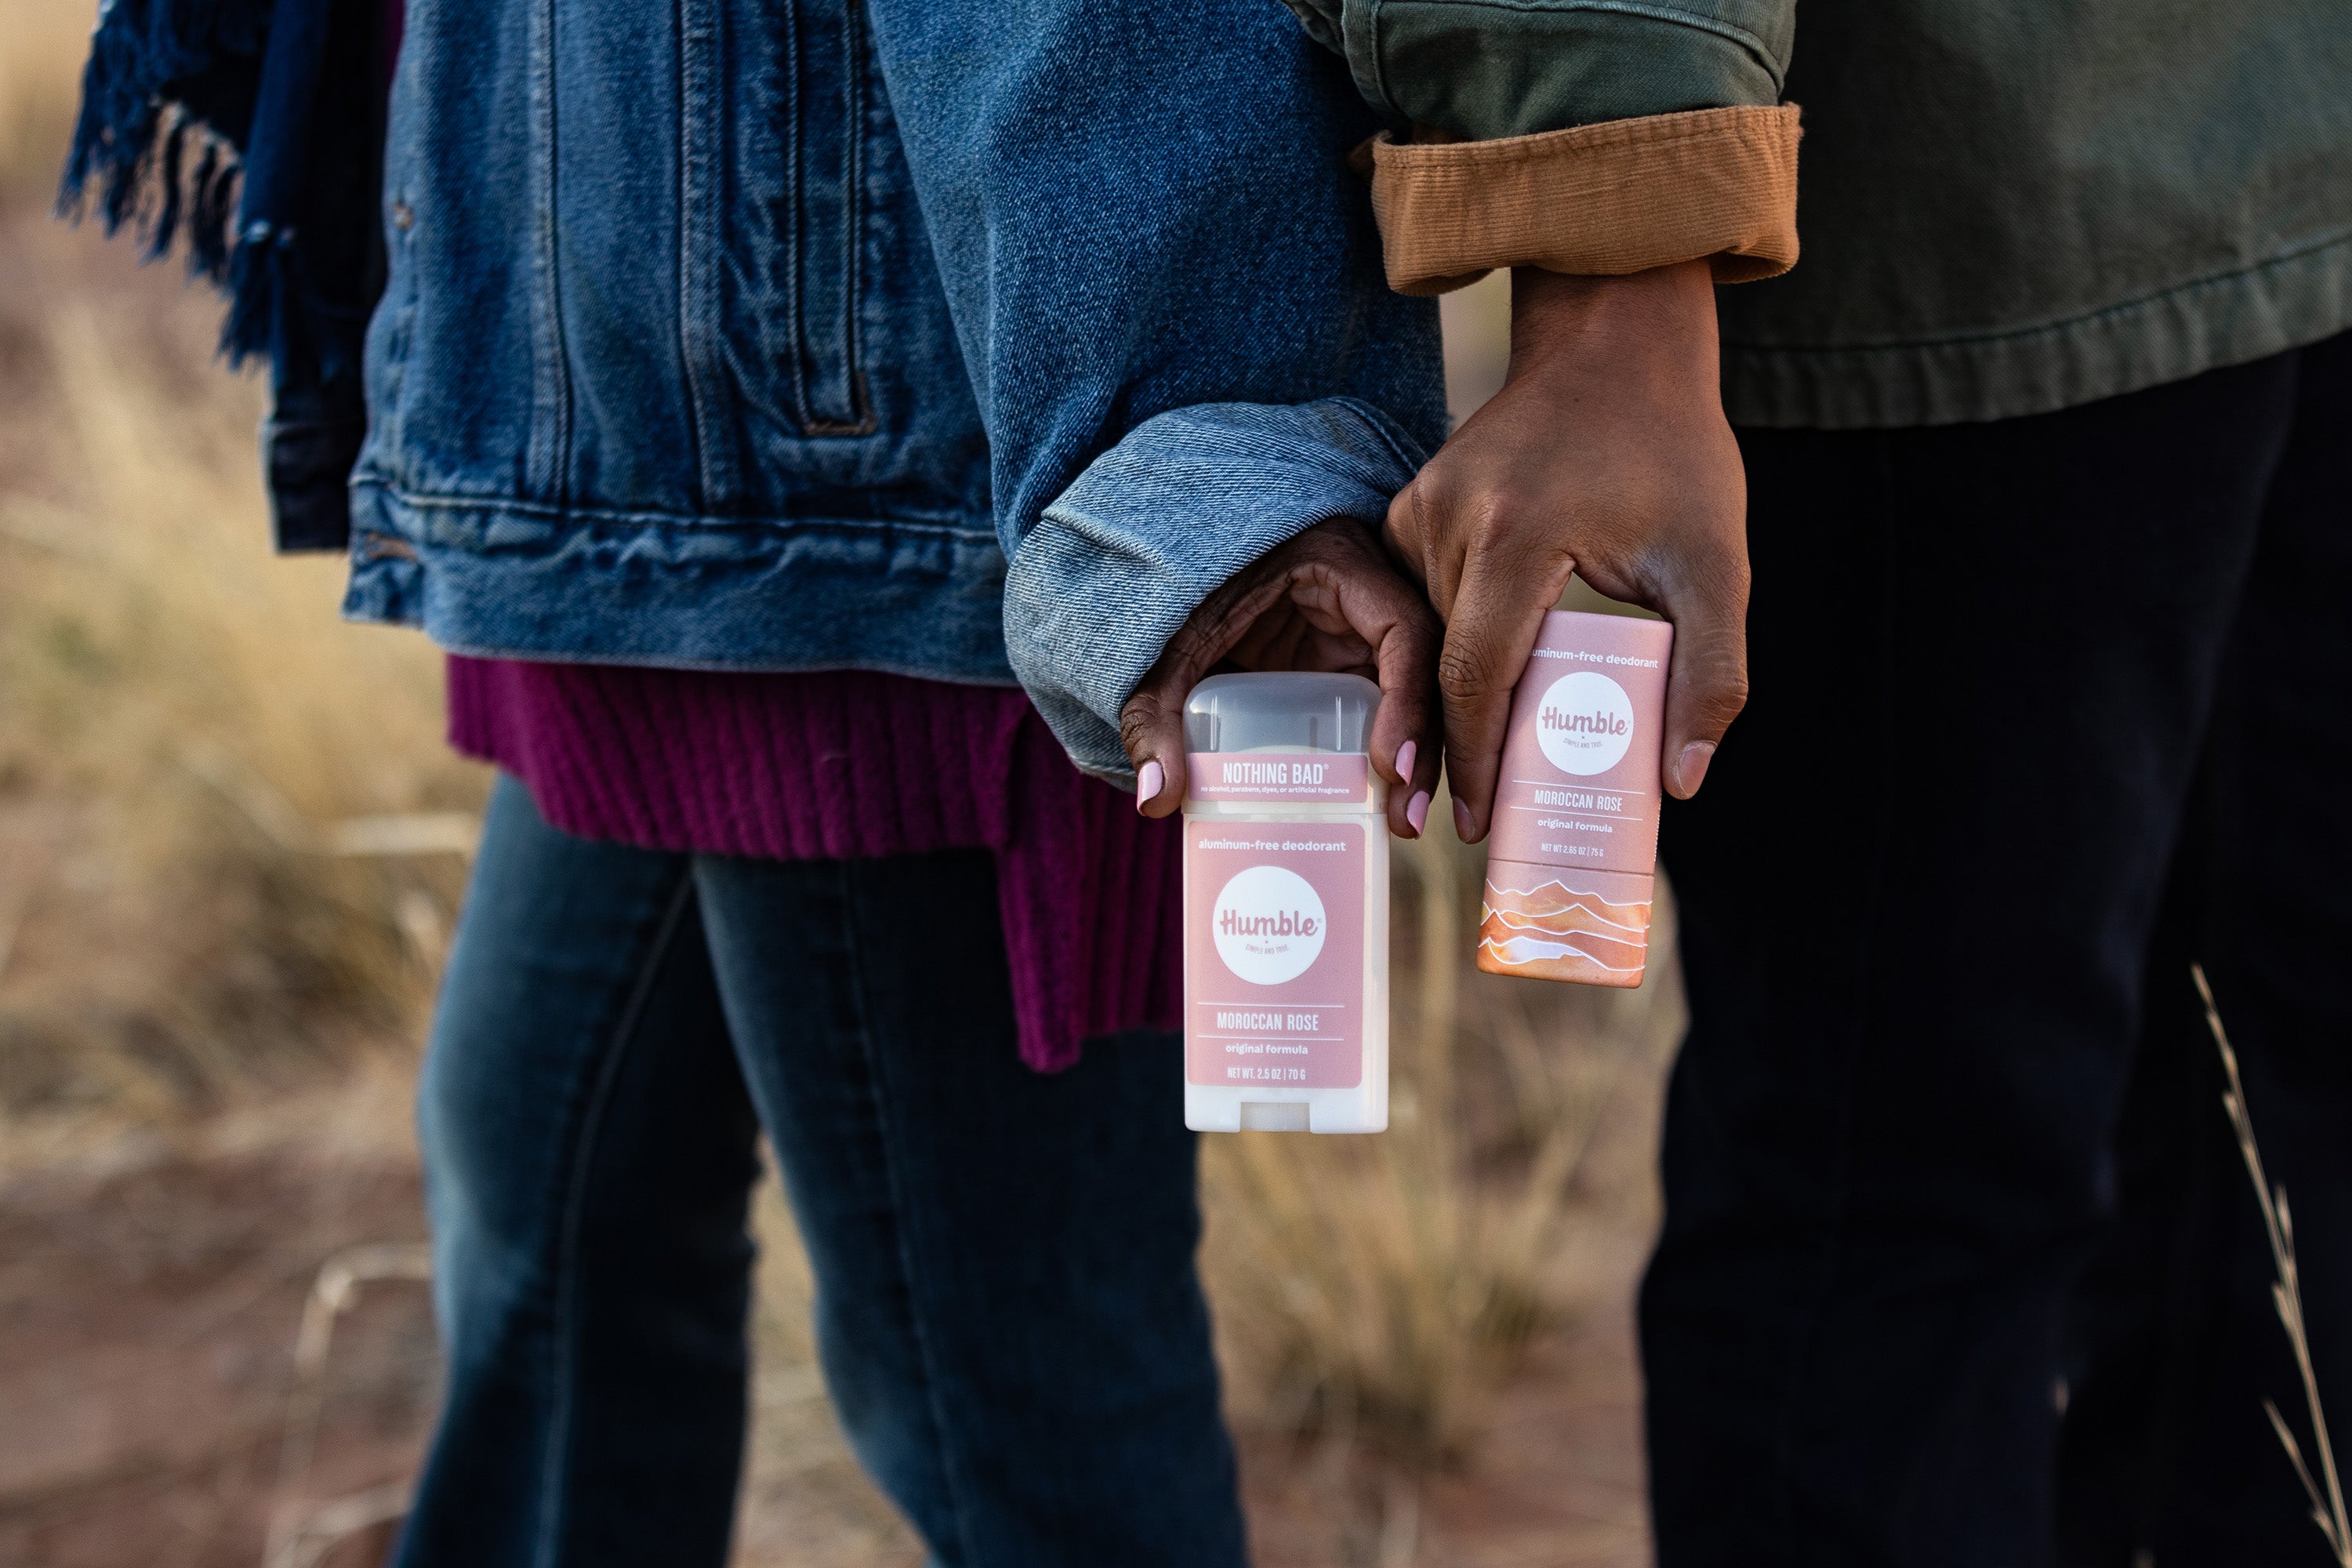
[1475,879,1651,987]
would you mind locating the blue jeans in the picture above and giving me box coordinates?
[395,777,1246,1568]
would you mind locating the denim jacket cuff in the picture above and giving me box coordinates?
[1361,105,1802,296]
[1001,397,1427,786]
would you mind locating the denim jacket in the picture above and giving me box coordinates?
[343,0,1446,779]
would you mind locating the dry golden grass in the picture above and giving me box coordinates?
[2,0,486,1152]
[0,256,485,1152]
[0,0,90,202]
[2198,965,2352,1565]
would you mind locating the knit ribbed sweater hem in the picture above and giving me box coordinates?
[443,656,1181,1073]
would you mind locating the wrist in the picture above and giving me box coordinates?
[1508,261,1722,388]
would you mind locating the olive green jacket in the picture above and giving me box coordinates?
[1285,0,2352,426]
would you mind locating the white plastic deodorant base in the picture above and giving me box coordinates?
[1178,673,1389,1134]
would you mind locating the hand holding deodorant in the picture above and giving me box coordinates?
[1181,673,1388,1134]
[1478,610,1674,989]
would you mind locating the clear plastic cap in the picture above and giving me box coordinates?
[1182,672,1381,754]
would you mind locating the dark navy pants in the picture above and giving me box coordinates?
[394,779,1244,1568]
[1651,332,2352,1566]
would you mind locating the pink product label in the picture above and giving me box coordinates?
[1183,822,1365,1089]
[1485,611,1675,878]
[1185,753,1370,804]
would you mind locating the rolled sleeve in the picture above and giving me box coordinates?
[866,0,1446,784]
[1283,0,1802,289]
[1003,398,1424,783]
[1367,105,1801,293]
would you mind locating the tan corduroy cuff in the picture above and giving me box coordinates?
[1359,104,1802,296]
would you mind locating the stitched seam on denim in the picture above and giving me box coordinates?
[533,868,698,1568]
[1326,394,1435,474]
[1375,0,1784,87]
[845,2,869,428]
[829,857,982,1563]
[677,0,717,503]
[531,0,574,510]
[349,484,1002,542]
[811,0,877,438]
[1342,0,1399,127]
[1723,224,2352,358]
[1365,0,1399,127]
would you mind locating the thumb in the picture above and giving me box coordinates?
[1118,679,1189,819]
[1655,559,1750,799]
[1119,564,1299,818]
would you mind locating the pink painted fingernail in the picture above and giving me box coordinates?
[1393,739,1417,782]
[1136,759,1164,811]
[1406,790,1431,836]
[1454,797,1475,840]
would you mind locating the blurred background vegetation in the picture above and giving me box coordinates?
[0,6,1677,1565]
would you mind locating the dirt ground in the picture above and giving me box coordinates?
[0,1047,1665,1568]
[0,1066,434,1568]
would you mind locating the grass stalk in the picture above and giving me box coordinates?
[2193,961,2352,1566]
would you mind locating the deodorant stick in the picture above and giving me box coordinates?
[1181,672,1388,1134]
[1478,610,1674,988]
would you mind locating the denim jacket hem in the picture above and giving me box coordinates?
[341,481,1020,687]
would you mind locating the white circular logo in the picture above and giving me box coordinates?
[1211,865,1328,985]
[1534,672,1635,776]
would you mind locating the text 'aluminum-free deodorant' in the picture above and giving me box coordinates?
[1181,673,1388,1133]
[1478,610,1674,989]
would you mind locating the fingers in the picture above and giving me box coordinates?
[1120,568,1296,819]
[1261,524,1439,832]
[1434,545,1578,843]
[1653,552,1751,799]
[1393,449,1582,842]
[1383,485,1430,590]
[1388,729,1443,839]
[1341,550,1444,839]
[1118,521,1446,833]
[1271,524,1445,837]
[1382,474,1468,622]
[1226,602,1372,673]
[1119,681,1188,818]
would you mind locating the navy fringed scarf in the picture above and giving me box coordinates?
[57,0,390,552]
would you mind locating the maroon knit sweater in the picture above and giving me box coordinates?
[445,657,1181,1072]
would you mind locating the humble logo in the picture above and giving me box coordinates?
[1535,671,1635,776]
[1218,908,1319,937]
[1211,865,1328,985]
[1541,708,1628,736]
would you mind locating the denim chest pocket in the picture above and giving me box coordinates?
[368,0,987,526]
[698,0,872,439]
[678,0,986,517]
